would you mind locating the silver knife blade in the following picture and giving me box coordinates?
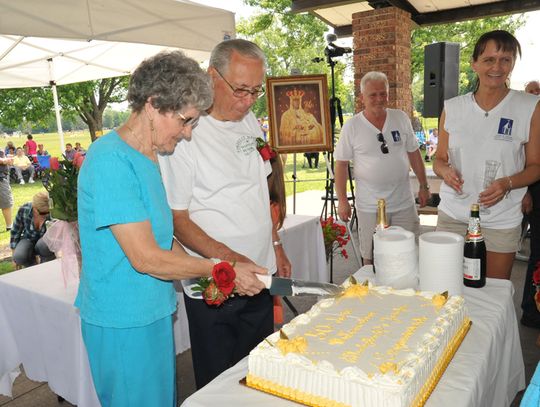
[256,275,343,297]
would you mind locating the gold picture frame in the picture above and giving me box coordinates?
[266,74,332,154]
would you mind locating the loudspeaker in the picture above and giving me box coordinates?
[423,42,460,118]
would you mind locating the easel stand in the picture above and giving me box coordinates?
[320,54,357,283]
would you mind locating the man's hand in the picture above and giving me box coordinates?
[337,199,351,222]
[522,191,533,214]
[274,245,291,278]
[233,262,267,296]
[417,188,431,208]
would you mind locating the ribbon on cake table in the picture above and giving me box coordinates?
[419,231,464,296]
[42,220,81,287]
[373,226,418,289]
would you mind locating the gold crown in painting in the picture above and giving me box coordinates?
[286,89,304,100]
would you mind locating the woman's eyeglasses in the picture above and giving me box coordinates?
[177,112,199,129]
[377,133,389,154]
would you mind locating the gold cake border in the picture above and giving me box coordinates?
[244,318,472,407]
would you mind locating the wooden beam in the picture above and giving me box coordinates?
[291,0,359,14]
[414,0,540,26]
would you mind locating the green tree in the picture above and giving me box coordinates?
[237,0,353,118]
[411,15,525,111]
[0,76,128,141]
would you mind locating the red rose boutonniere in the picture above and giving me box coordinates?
[256,137,276,161]
[193,261,237,306]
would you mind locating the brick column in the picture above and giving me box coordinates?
[352,7,413,117]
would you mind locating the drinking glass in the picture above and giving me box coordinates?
[480,160,501,215]
[447,148,468,198]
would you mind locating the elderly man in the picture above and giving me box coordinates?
[159,39,291,389]
[525,80,540,96]
[335,71,430,265]
[12,148,35,184]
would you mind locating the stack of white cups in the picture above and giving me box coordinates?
[373,226,418,290]
[419,231,464,296]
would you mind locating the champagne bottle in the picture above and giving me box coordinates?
[463,203,486,288]
[375,199,389,232]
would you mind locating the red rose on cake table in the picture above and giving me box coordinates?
[212,262,236,296]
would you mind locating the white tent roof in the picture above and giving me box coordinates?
[0,0,236,88]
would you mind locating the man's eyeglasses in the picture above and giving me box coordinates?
[377,133,389,154]
[37,210,50,216]
[214,68,265,99]
[177,112,199,129]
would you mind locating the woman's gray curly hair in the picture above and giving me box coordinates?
[128,50,213,113]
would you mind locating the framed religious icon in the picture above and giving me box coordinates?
[266,74,332,153]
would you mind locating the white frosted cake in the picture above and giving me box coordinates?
[246,281,470,407]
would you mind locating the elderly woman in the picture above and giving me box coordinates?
[434,30,540,280]
[75,51,266,407]
[10,191,55,267]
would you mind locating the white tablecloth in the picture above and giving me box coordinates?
[0,214,326,406]
[181,272,525,407]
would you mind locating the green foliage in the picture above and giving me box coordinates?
[0,77,128,141]
[44,159,79,222]
[237,1,353,116]
[411,15,526,110]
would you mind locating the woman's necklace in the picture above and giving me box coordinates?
[474,89,510,117]
[125,123,157,161]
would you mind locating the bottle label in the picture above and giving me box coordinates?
[463,257,481,280]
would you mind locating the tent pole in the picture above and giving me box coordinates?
[48,58,65,152]
[50,84,65,153]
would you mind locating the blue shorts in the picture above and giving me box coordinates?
[81,315,176,407]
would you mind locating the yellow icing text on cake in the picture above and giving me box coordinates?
[304,324,334,340]
[387,317,428,357]
[340,325,385,362]
[326,309,352,324]
[277,336,308,355]
[379,362,398,374]
[380,305,408,323]
[328,312,375,345]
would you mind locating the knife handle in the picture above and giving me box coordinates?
[256,274,272,289]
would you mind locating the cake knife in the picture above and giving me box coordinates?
[256,275,343,297]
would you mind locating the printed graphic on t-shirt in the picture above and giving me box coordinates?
[236,135,257,156]
[391,130,401,142]
[495,118,513,141]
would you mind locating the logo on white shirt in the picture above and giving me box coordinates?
[495,118,513,141]
[391,131,401,142]
[236,135,257,156]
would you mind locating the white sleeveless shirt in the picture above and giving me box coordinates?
[439,90,538,228]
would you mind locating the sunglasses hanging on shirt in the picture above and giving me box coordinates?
[377,133,389,154]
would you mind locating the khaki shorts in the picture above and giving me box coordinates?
[357,205,420,261]
[436,210,521,253]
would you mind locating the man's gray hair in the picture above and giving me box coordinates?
[209,39,266,74]
[128,50,213,114]
[360,71,389,93]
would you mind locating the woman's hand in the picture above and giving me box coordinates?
[478,177,510,208]
[233,262,267,296]
[441,164,464,194]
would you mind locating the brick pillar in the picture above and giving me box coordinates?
[352,7,412,117]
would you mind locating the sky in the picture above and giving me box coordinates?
[191,1,540,90]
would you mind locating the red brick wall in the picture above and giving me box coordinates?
[352,7,413,117]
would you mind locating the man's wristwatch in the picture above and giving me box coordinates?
[273,240,283,247]
[420,183,430,191]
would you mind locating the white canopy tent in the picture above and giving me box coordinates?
[0,0,235,148]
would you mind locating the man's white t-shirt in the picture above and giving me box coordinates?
[439,90,538,229]
[334,109,419,213]
[158,112,276,298]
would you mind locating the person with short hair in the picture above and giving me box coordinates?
[12,147,35,184]
[159,39,290,389]
[76,50,266,406]
[425,128,439,162]
[25,134,37,158]
[64,143,75,161]
[434,30,540,280]
[334,71,431,265]
[37,144,49,156]
[10,191,55,267]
